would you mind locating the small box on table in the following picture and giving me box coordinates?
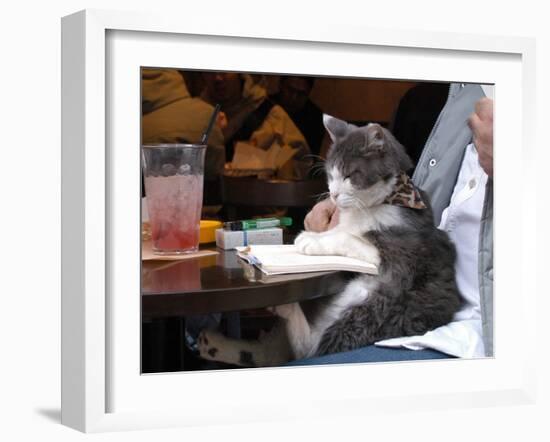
[215,227,283,250]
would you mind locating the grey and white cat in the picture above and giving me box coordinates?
[197,115,462,367]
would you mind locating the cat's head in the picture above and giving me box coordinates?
[323,114,413,209]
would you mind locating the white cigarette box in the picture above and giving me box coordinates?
[215,227,283,250]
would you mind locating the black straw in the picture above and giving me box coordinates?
[200,104,221,145]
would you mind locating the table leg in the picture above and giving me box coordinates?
[225,311,241,339]
[142,317,187,373]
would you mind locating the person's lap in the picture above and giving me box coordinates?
[285,345,453,366]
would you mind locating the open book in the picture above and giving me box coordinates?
[237,258,333,284]
[236,244,378,276]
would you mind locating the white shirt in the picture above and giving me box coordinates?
[375,143,488,358]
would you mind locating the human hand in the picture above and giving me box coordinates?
[468,97,494,177]
[304,199,339,232]
[216,111,228,130]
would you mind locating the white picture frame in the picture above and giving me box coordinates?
[61,9,537,433]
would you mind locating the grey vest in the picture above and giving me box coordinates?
[412,83,493,357]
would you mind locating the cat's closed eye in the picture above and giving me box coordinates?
[364,149,384,158]
[350,169,363,177]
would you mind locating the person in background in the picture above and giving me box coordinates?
[270,75,325,158]
[201,72,311,180]
[390,82,451,172]
[141,68,225,206]
[292,84,493,365]
[142,68,225,179]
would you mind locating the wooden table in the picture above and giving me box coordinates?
[142,247,349,319]
[141,245,350,373]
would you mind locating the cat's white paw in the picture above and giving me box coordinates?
[295,231,326,255]
[197,329,225,361]
[294,230,317,244]
[197,329,258,367]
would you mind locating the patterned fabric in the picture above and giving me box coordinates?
[384,173,427,210]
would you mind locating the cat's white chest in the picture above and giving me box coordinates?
[339,205,405,234]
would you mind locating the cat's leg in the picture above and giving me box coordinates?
[295,230,380,266]
[197,324,291,367]
[269,303,322,360]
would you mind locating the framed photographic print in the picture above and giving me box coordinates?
[61,9,537,433]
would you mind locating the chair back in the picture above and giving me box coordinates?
[221,176,327,208]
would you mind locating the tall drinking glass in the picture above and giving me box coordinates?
[141,144,206,254]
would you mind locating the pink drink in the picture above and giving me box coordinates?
[145,174,203,254]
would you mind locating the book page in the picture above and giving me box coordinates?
[236,244,377,275]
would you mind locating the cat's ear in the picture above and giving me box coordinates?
[323,114,355,142]
[365,123,385,152]
[371,124,414,171]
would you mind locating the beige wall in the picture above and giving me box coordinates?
[309,78,417,124]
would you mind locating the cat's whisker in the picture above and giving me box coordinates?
[314,191,331,203]
[312,169,327,178]
[311,163,325,170]
[309,161,327,177]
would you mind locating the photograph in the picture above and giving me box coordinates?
[140,68,494,374]
[54,2,547,435]
[0,0,544,436]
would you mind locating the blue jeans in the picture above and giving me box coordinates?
[286,345,453,366]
